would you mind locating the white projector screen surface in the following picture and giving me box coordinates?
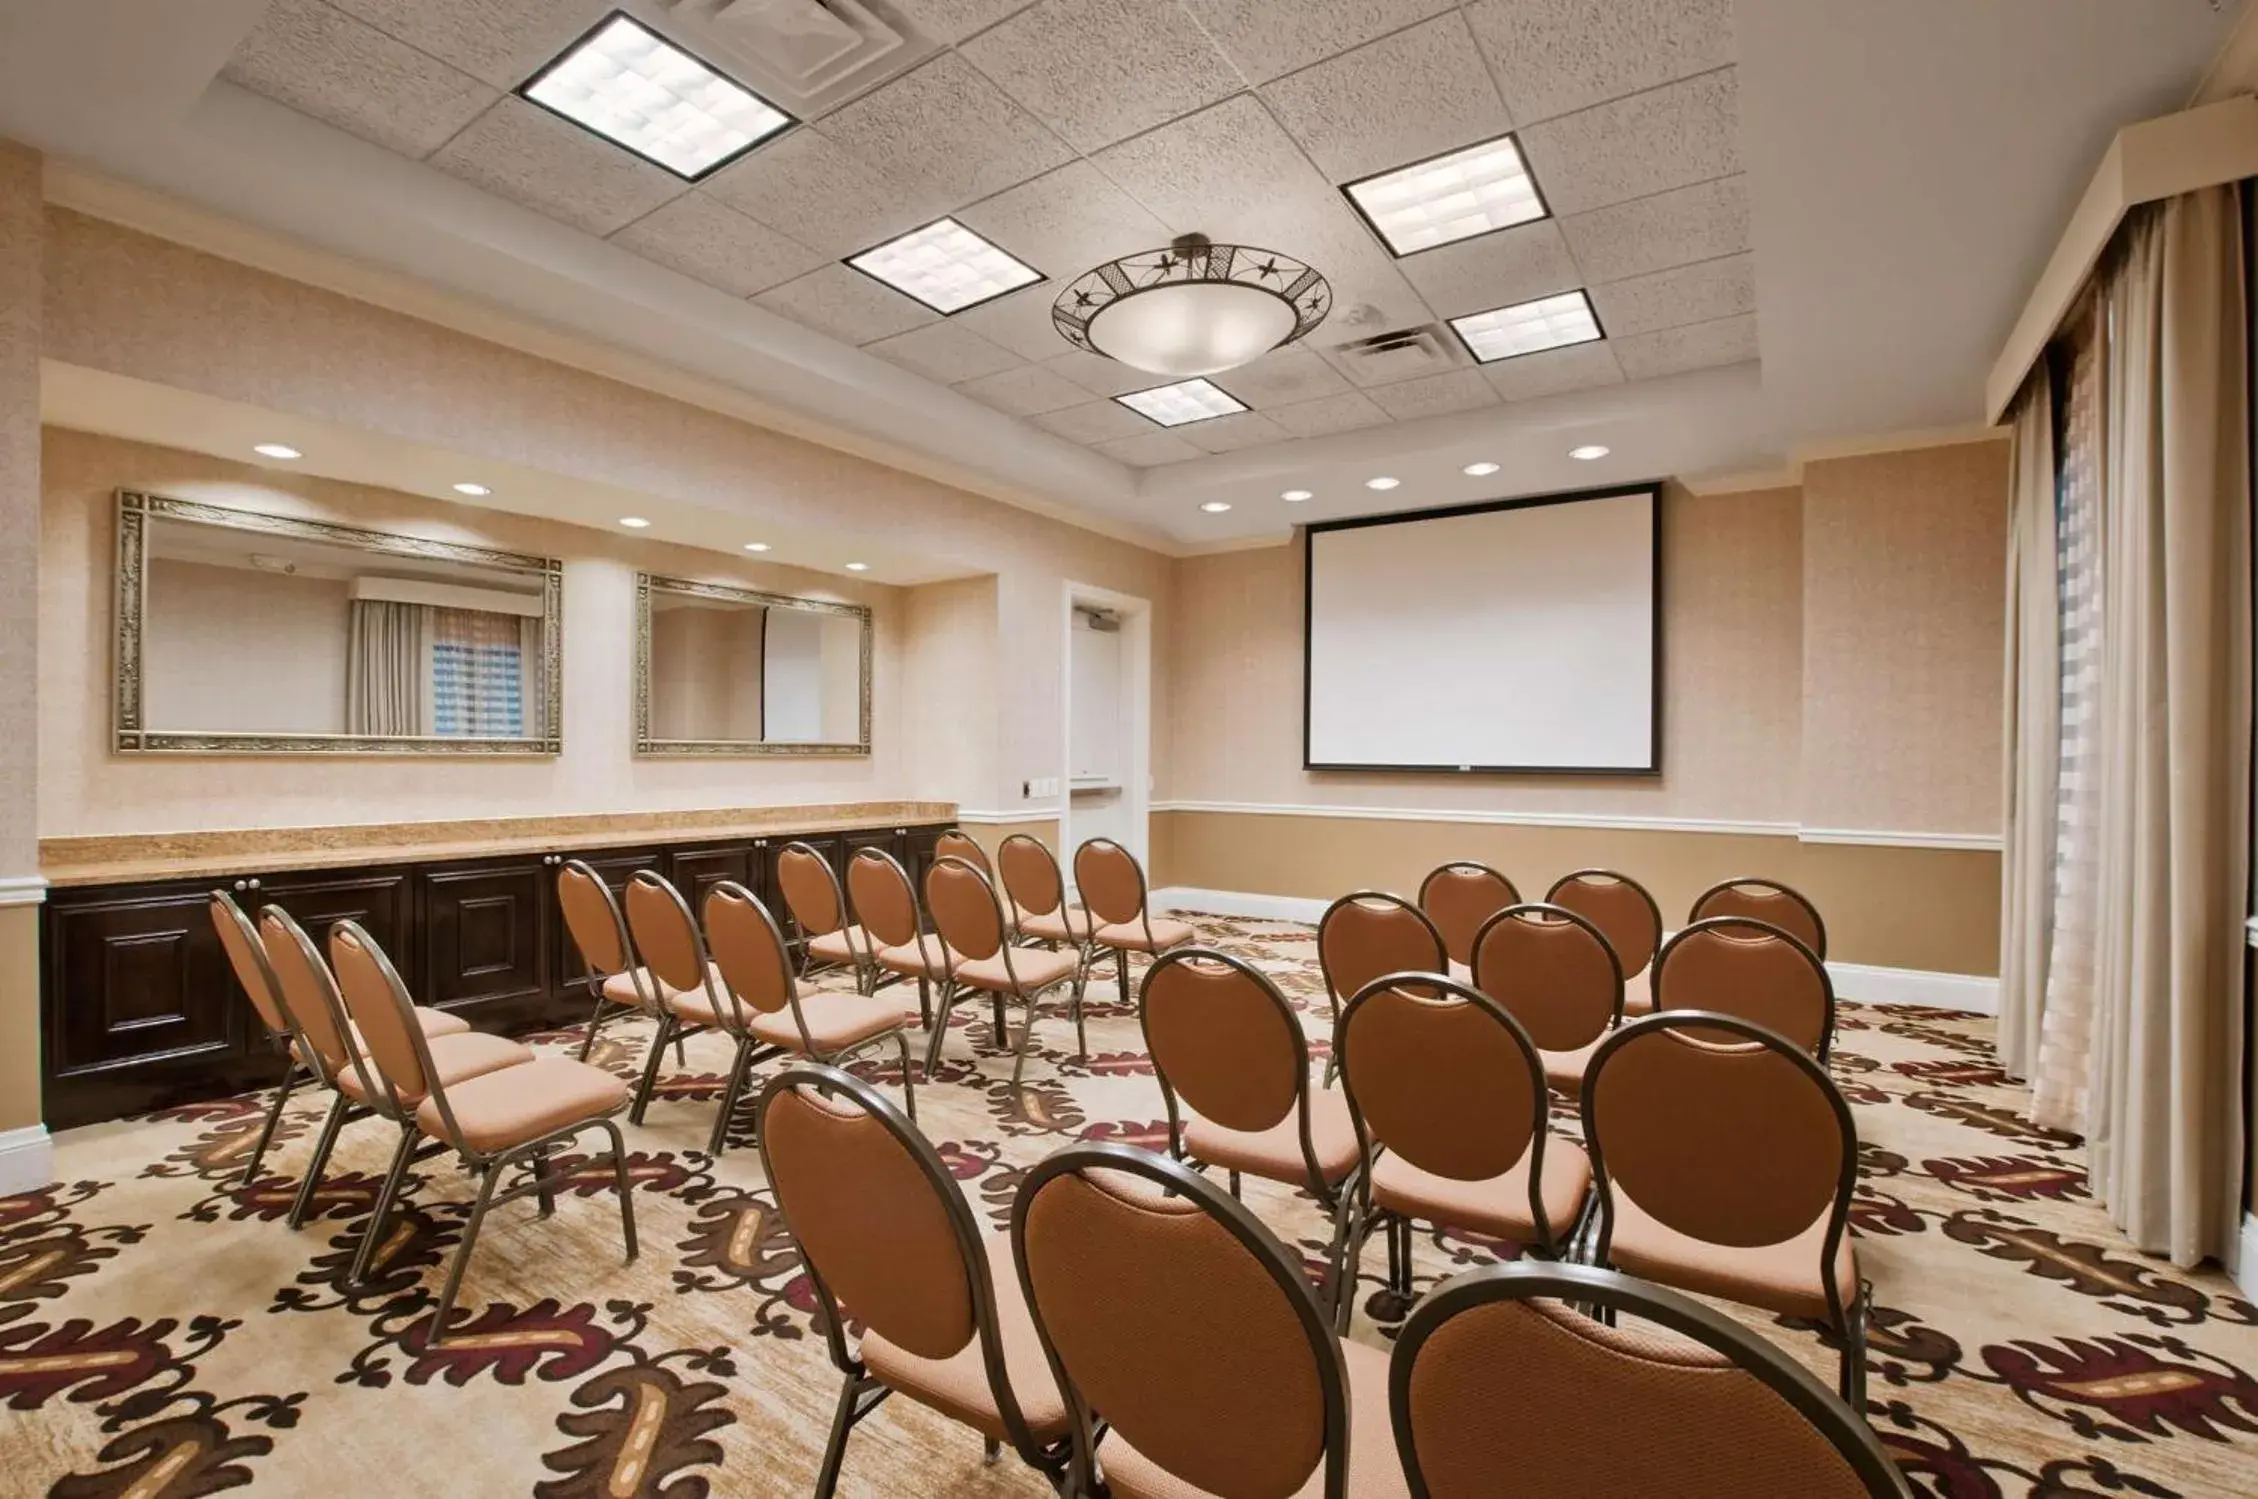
[1304,489,1659,772]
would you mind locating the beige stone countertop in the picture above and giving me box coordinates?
[39,802,959,888]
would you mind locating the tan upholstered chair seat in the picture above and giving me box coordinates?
[1621,969,1652,1015]
[335,1030,532,1106]
[1017,904,1094,944]
[1607,1192,1858,1321]
[294,1007,469,1073]
[1094,1337,1409,1499]
[744,992,906,1054]
[1371,1141,1592,1245]
[1184,1087,1361,1187]
[807,926,871,965]
[605,961,731,1012]
[950,946,1080,995]
[1093,916,1195,953]
[858,1238,1070,1445]
[1540,1037,1604,1096]
[877,938,953,981]
[416,1056,629,1154]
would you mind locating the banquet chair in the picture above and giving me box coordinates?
[1582,1011,1870,1403]
[756,1065,1071,1496]
[1468,902,1624,1097]
[996,834,1094,952]
[1691,876,1828,960]
[1415,861,1519,983]
[1316,892,1445,1086]
[1654,916,1837,1058]
[555,858,663,1062]
[1072,837,1193,1009]
[924,855,1082,1087]
[934,828,991,872]
[1392,1261,1913,1497]
[777,841,878,993]
[1544,869,1664,1015]
[846,846,949,1028]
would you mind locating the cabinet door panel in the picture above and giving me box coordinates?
[255,869,415,971]
[666,844,756,922]
[420,860,549,1019]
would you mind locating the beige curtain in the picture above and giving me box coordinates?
[2082,187,2251,1267]
[345,599,431,737]
[1996,363,2059,1077]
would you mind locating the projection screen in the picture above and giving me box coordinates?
[1303,486,1661,773]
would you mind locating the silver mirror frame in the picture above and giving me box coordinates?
[113,489,564,756]
[634,572,872,757]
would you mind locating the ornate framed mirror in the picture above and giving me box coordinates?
[634,573,872,757]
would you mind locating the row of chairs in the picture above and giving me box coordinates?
[759,1062,1910,1498]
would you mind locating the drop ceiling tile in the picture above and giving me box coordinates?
[1365,369,1499,420]
[1466,0,1735,126]
[1093,94,1328,237]
[224,0,500,160]
[1260,13,1511,182]
[1040,349,1156,397]
[1032,400,1155,444]
[329,0,610,91]
[610,192,827,297]
[754,263,938,343]
[951,284,1074,362]
[1177,411,1291,454]
[1612,312,1758,380]
[1518,68,1740,216]
[1210,347,1354,408]
[1181,0,1457,85]
[957,363,1088,415]
[886,0,1038,46]
[429,97,689,235]
[957,162,1169,282]
[1479,339,1624,401]
[866,321,1025,382]
[703,129,956,260]
[1588,252,1754,338]
[1396,219,1581,320]
[819,52,1073,206]
[1265,390,1395,437]
[1557,174,1749,284]
[960,0,1240,152]
[1095,432,1202,466]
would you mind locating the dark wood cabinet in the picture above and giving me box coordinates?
[40,821,954,1127]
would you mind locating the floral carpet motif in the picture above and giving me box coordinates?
[7,914,2258,1496]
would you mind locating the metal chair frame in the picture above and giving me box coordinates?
[1654,914,1838,1060]
[1468,901,1627,1089]
[1315,890,1446,1087]
[618,870,746,1143]
[778,840,880,994]
[1070,837,1183,1010]
[845,846,945,1029]
[755,1065,1071,1498]
[1415,860,1521,968]
[1690,876,1830,961]
[1390,1261,1913,1498]
[1543,868,1665,981]
[997,832,1090,957]
[556,858,665,1063]
[923,856,1084,1088]
[211,889,320,1192]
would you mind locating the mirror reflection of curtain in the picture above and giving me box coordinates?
[519,615,544,737]
[431,607,527,737]
[345,599,431,736]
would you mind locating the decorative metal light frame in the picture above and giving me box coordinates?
[1053,233,1332,365]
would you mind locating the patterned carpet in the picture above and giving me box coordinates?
[7,913,2258,1498]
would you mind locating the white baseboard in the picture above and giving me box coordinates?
[1154,886,1331,924]
[0,1125,53,1195]
[2235,1214,2258,1290]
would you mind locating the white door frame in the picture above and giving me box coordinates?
[1058,578,1152,875]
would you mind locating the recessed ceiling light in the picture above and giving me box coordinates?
[847,217,1041,316]
[521,13,792,180]
[1462,462,1499,477]
[844,562,870,572]
[252,443,301,460]
[1200,501,1233,513]
[743,542,771,552]
[1366,476,1400,491]
[1569,444,1611,461]
[1451,290,1603,364]
[1115,378,1248,428]
[452,482,492,496]
[1343,133,1547,256]
[1281,489,1313,502]
[618,516,651,529]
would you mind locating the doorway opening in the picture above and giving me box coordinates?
[1058,580,1152,885]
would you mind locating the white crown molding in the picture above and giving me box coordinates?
[0,875,49,908]
[1151,800,2003,852]
[0,1126,53,1195]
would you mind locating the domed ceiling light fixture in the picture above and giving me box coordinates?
[1055,233,1330,378]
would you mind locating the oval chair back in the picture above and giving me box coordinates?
[1316,894,1444,1087]
[1071,837,1149,930]
[926,854,1007,966]
[934,829,990,873]
[557,859,635,980]
[998,833,1068,920]
[1140,947,1311,1159]
[1012,1143,1351,1499]
[257,904,361,1091]
[211,889,291,1040]
[757,1064,1062,1485]
[624,870,738,1027]
[326,919,442,1124]
[1336,972,1567,1254]
[1416,862,1520,971]
[776,841,848,939]
[847,847,924,951]
[703,880,797,1021]
[1544,869,1663,1002]
[1469,903,1624,1078]
[1391,1261,1913,1498]
[1691,877,1827,960]
[1654,917,1836,1058]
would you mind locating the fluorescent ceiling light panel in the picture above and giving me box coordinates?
[523,13,792,180]
[1344,134,1546,256]
[847,218,1041,315]
[1115,378,1247,428]
[1451,290,1603,363]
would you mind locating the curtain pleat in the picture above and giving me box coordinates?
[1996,363,2059,1078]
[344,600,431,737]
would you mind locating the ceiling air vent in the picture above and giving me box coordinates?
[1325,324,1466,385]
[648,0,930,114]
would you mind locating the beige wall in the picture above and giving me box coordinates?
[40,428,913,837]
[1,144,38,1132]
[903,575,1001,809]
[143,557,352,735]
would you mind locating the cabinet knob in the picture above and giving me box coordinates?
[756,839,768,848]
[232,879,247,892]
[895,827,907,835]
[247,878,261,891]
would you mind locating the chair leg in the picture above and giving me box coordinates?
[983,1438,1002,1466]
[600,1118,638,1264]
[1009,989,1042,1090]
[916,975,932,1028]
[427,1156,504,1349]
[629,1012,675,1127]
[530,1144,555,1218]
[240,1064,300,1188]
[287,1092,352,1231]
[1071,982,1089,1061]
[1115,947,1130,1006]
[707,1034,759,1158]
[1384,1210,1404,1294]
[1333,1202,1371,1335]
[991,992,1008,1049]
[813,1373,889,1499]
[349,1126,419,1287]
[1839,1279,1872,1408]
[893,1032,918,1123]
[577,991,607,1062]
[922,984,958,1081]
[1227,1169,1242,1199]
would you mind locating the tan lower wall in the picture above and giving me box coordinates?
[960,819,1061,863]
[0,904,39,1130]
[1153,811,2001,977]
